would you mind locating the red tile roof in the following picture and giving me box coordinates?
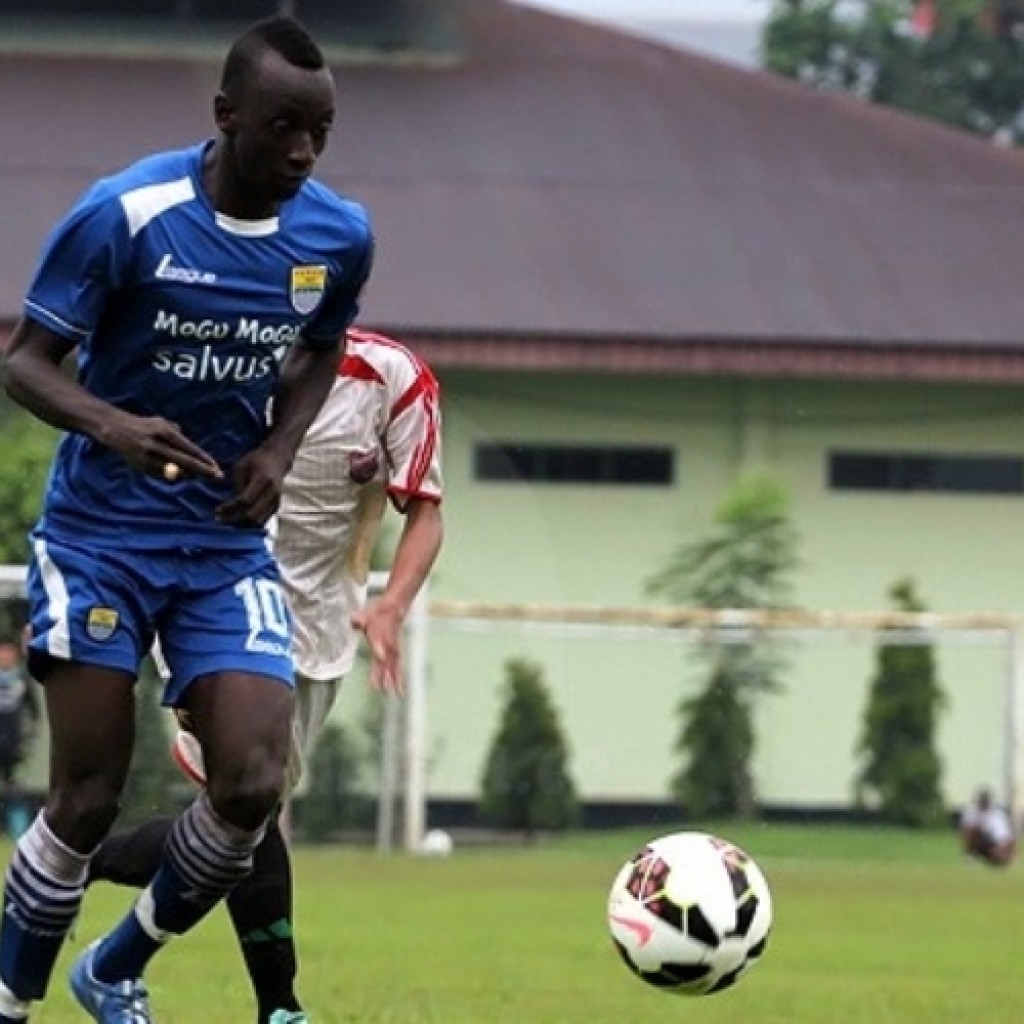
[3,1,1024,379]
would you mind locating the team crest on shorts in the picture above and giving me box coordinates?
[86,607,119,641]
[290,265,327,315]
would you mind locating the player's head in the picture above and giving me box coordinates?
[215,16,335,208]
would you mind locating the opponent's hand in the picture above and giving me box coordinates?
[215,446,290,527]
[352,599,404,695]
[103,412,223,481]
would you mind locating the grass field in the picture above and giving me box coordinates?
[18,822,1024,1023]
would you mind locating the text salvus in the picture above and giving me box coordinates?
[152,347,279,382]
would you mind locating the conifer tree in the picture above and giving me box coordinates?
[648,476,799,819]
[300,723,366,842]
[479,658,578,836]
[855,578,946,826]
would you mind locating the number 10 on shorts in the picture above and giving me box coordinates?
[235,577,291,656]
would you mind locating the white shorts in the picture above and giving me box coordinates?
[172,671,344,797]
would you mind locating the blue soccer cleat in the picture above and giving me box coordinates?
[69,942,151,1024]
[268,1012,309,1024]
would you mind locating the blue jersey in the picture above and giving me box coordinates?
[24,141,373,551]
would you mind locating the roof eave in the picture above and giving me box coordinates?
[3,322,1023,385]
[386,331,1024,384]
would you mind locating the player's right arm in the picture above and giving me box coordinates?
[3,317,222,481]
[353,496,443,694]
[4,178,222,482]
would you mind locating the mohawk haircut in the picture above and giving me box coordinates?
[221,16,325,96]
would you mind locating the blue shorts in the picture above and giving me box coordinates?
[25,534,294,705]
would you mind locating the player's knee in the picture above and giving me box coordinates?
[207,764,285,832]
[46,779,121,849]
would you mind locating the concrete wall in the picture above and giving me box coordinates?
[334,371,1024,810]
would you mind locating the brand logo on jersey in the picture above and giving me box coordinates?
[349,449,380,484]
[86,607,119,641]
[290,265,327,315]
[155,253,217,285]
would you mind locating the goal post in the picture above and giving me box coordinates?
[2,565,1022,845]
[418,601,1024,834]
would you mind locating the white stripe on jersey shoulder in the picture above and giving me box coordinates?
[121,177,196,239]
[215,212,279,237]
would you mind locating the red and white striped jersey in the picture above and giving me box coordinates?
[274,327,443,681]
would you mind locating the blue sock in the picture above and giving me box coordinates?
[0,812,90,1003]
[93,793,263,983]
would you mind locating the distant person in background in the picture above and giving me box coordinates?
[0,636,39,839]
[960,787,1016,867]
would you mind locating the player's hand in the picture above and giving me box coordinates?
[102,411,223,481]
[352,599,404,695]
[215,446,290,527]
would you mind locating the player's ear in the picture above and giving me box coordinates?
[214,92,238,135]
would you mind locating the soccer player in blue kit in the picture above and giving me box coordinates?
[0,16,373,1024]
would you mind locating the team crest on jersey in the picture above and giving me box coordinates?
[290,265,327,315]
[86,607,119,642]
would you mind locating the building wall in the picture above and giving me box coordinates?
[335,370,1024,812]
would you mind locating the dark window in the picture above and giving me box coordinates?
[475,444,674,485]
[830,452,1024,495]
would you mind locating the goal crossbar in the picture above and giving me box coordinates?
[427,600,1024,634]
[4,562,1023,843]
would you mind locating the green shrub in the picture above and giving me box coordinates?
[854,578,946,827]
[299,722,368,842]
[648,476,798,819]
[479,658,578,836]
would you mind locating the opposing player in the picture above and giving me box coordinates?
[89,326,445,1024]
[0,16,373,1024]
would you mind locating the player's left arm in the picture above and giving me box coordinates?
[353,496,444,694]
[219,230,374,526]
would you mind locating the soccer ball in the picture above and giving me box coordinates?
[606,830,772,996]
[419,828,454,857]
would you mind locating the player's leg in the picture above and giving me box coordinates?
[0,538,142,1023]
[0,744,17,841]
[73,551,295,1013]
[87,817,175,888]
[77,670,293,997]
[228,817,301,1024]
[0,662,135,1023]
[226,674,341,1024]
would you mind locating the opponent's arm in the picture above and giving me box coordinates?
[217,338,342,526]
[353,497,444,694]
[3,317,222,480]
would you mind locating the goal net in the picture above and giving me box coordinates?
[3,563,1021,848]
[408,600,1024,838]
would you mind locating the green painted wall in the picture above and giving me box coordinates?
[370,370,1024,811]
[5,371,1020,814]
